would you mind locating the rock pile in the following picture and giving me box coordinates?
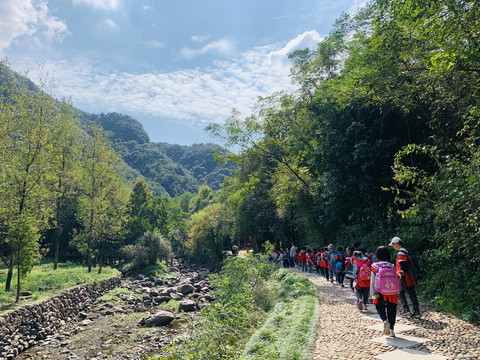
[0,277,121,360]
[129,265,216,326]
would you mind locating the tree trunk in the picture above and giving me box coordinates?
[87,247,92,273]
[15,257,20,303]
[53,227,60,270]
[5,253,13,292]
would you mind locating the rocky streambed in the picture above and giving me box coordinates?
[9,260,215,360]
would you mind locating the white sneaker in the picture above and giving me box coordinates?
[389,329,396,338]
[383,321,390,336]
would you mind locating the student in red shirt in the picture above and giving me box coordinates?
[300,249,306,272]
[389,237,420,318]
[353,248,371,311]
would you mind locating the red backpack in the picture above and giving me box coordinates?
[358,260,371,281]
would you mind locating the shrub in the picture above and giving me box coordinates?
[122,231,173,271]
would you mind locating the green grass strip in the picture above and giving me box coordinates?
[241,273,319,360]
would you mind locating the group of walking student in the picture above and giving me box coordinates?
[281,237,421,338]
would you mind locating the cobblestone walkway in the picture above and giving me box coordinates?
[299,271,480,360]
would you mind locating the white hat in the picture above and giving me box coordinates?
[328,244,334,250]
[388,237,401,246]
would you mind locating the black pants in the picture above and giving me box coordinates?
[357,286,369,305]
[399,285,420,312]
[375,295,397,329]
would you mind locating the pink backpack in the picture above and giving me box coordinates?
[374,263,401,295]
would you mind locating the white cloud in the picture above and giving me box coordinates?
[97,18,118,33]
[191,35,210,43]
[143,40,165,49]
[72,0,121,10]
[0,0,68,51]
[12,31,321,128]
[269,30,323,67]
[180,38,236,60]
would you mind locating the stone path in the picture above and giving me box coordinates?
[299,271,480,360]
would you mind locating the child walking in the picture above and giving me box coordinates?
[353,248,371,311]
[370,246,400,337]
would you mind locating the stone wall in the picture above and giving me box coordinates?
[0,276,121,360]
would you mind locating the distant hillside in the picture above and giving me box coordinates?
[156,142,233,190]
[77,111,234,197]
[1,64,233,197]
[79,112,150,144]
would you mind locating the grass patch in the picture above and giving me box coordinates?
[0,262,120,313]
[157,299,180,312]
[241,295,318,360]
[96,287,138,303]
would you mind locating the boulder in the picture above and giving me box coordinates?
[177,284,195,295]
[153,296,171,304]
[140,311,175,327]
[134,303,146,312]
[204,294,216,302]
[169,292,182,300]
[178,300,196,312]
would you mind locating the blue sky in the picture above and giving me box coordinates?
[0,0,364,145]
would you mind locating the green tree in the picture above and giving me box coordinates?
[189,184,214,214]
[0,71,58,291]
[72,125,128,273]
[124,178,154,245]
[6,212,40,302]
[49,101,82,269]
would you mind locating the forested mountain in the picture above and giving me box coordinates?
[80,112,150,144]
[0,64,233,197]
[76,111,234,197]
[156,142,233,190]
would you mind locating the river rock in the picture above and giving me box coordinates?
[140,310,175,327]
[178,300,196,312]
[153,296,171,304]
[177,284,195,295]
[170,292,182,300]
[204,294,216,302]
[134,303,146,312]
[78,312,88,320]
[78,319,92,326]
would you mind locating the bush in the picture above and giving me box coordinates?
[122,231,173,271]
